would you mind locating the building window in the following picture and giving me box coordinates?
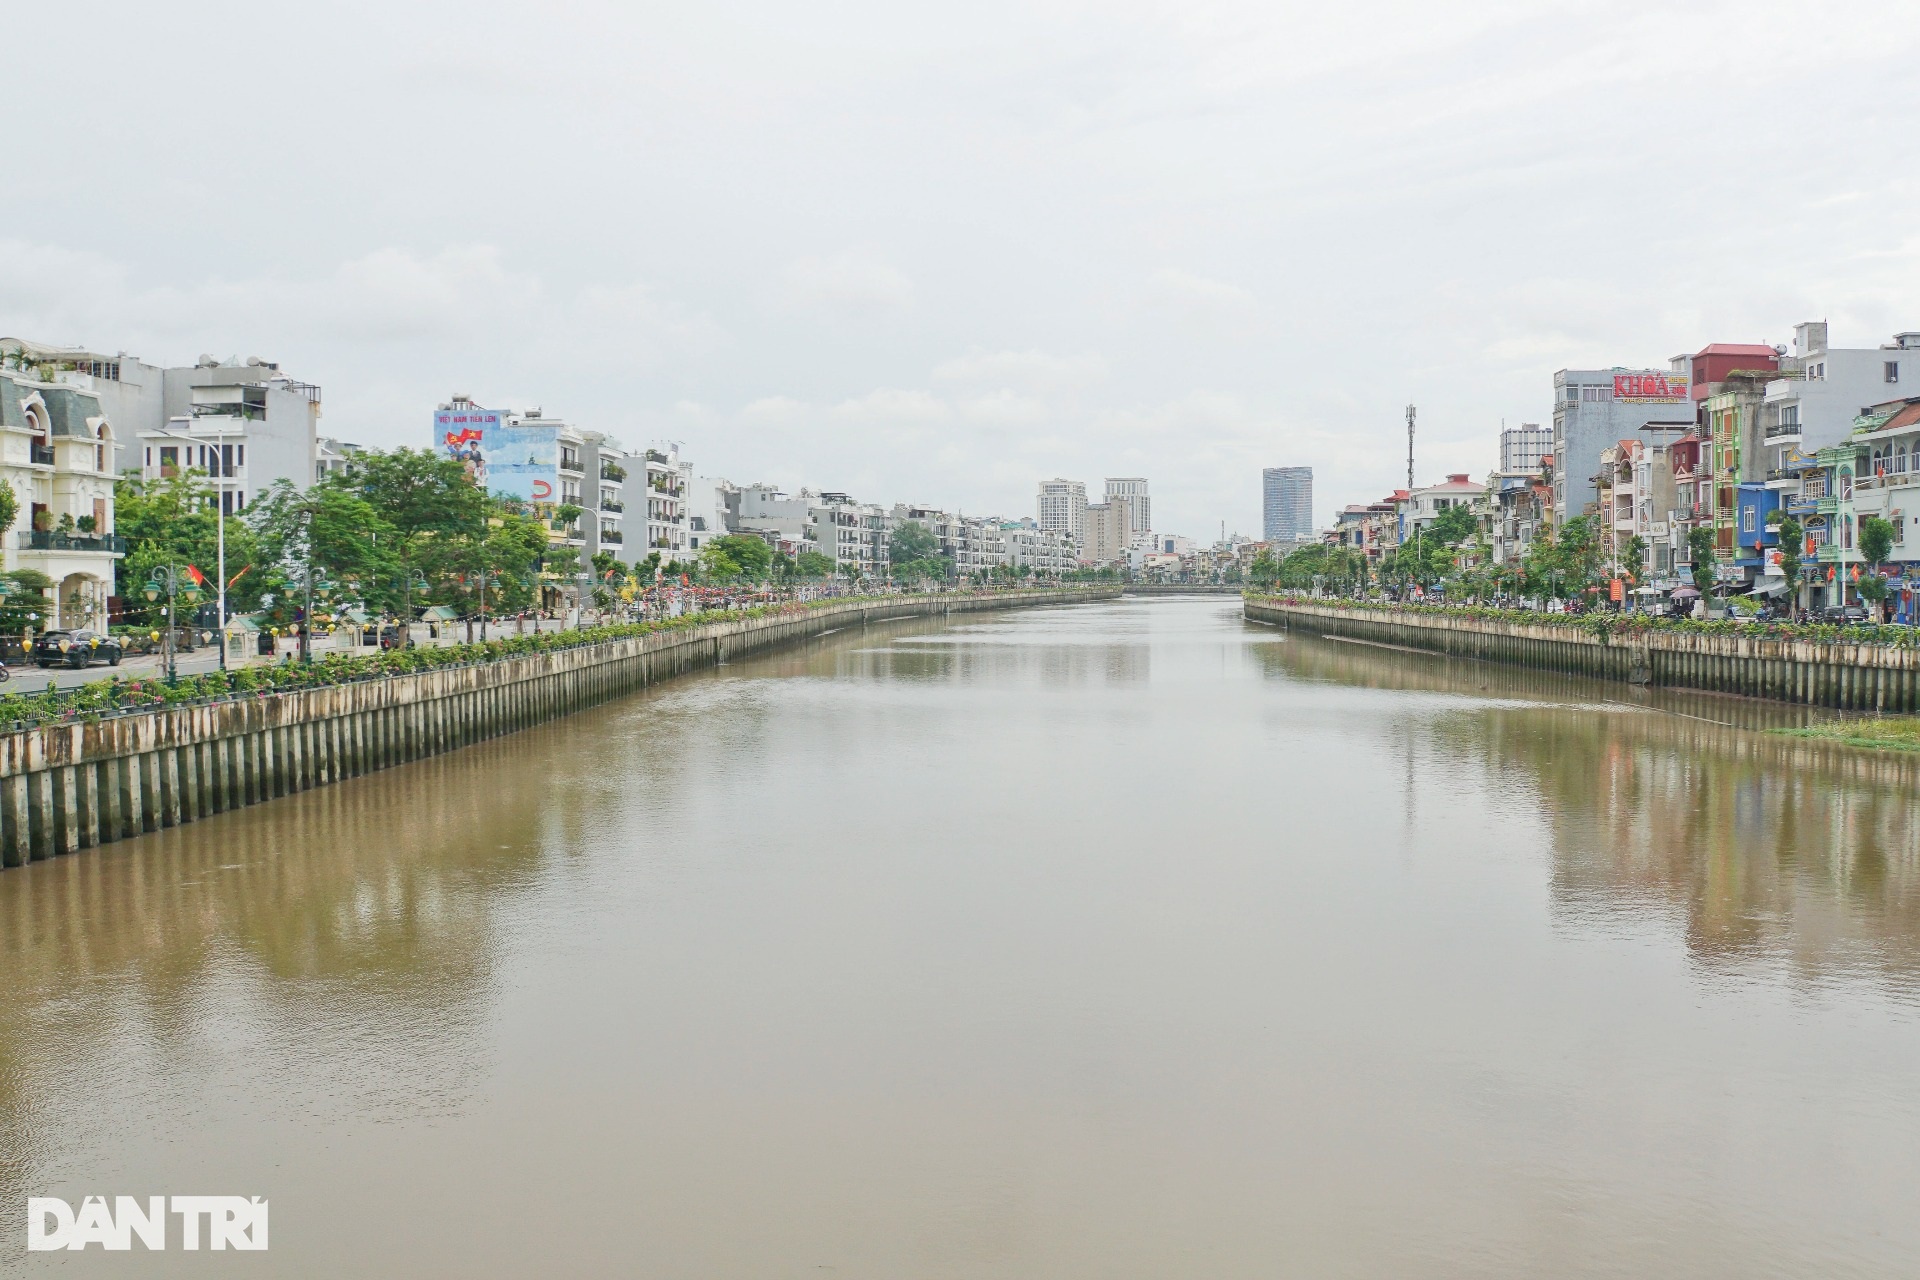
[1742,507,1756,534]
[1889,361,1902,384]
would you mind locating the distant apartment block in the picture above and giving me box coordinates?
[1037,478,1088,545]
[1104,477,1151,538]
[1262,466,1313,542]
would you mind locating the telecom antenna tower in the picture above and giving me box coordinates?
[1405,404,1416,494]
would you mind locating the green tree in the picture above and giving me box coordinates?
[699,534,775,581]
[0,480,16,543]
[1523,515,1602,599]
[1429,504,1477,546]
[1859,515,1896,611]
[888,520,937,563]
[1687,526,1718,596]
[0,568,51,634]
[1774,514,1803,604]
[1620,534,1648,577]
[115,470,263,626]
[1247,549,1279,589]
[342,449,488,632]
[247,477,396,625]
[1861,515,1895,570]
[794,550,836,578]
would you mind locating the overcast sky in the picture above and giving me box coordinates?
[5,1,1916,535]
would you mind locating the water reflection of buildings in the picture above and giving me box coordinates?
[791,612,1154,690]
[1260,628,1920,989]
[1469,707,1920,986]
[0,729,624,1209]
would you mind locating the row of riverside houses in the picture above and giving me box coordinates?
[0,335,1084,634]
[0,337,333,630]
[1328,322,1920,618]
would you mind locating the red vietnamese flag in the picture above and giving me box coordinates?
[184,565,207,588]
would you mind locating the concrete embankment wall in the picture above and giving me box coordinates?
[1247,598,1919,712]
[0,591,1109,869]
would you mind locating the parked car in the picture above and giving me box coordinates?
[1821,605,1870,625]
[33,629,123,669]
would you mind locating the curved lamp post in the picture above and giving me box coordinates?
[143,567,201,683]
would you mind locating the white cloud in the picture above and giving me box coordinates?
[932,348,1107,390]
[776,251,914,312]
[740,395,806,422]
[830,388,950,424]
[1147,268,1255,316]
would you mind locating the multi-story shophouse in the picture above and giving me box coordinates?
[1801,438,1868,610]
[1702,368,1776,564]
[1839,397,1920,619]
[1667,432,1708,579]
[1594,439,1677,579]
[806,493,892,578]
[0,363,124,629]
[584,437,628,562]
[1552,366,1695,519]
[622,443,692,564]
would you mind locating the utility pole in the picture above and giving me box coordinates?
[1406,404,1415,496]
[1406,404,1419,595]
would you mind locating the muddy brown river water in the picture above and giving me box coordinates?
[2,598,1916,1277]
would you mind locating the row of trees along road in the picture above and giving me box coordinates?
[114,449,554,632]
[1251,505,1906,609]
[107,468,1022,633]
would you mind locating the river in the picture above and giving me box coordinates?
[2,597,1917,1277]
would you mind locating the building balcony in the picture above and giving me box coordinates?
[18,530,127,554]
[600,463,627,483]
[29,445,54,467]
[599,529,624,545]
[1815,543,1852,564]
[1764,424,1802,442]
[600,499,624,513]
[17,531,127,554]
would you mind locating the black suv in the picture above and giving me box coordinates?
[33,629,123,669]
[1821,605,1871,625]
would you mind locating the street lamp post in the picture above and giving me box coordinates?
[150,424,230,670]
[142,567,201,684]
[299,573,334,663]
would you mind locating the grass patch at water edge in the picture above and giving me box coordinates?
[1768,718,1920,752]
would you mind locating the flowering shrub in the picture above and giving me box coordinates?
[0,590,1075,732]
[1247,594,1919,649]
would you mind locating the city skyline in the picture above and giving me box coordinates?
[6,5,1913,538]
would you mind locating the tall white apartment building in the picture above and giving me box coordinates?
[1498,424,1553,473]
[1105,477,1150,538]
[1037,478,1088,546]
